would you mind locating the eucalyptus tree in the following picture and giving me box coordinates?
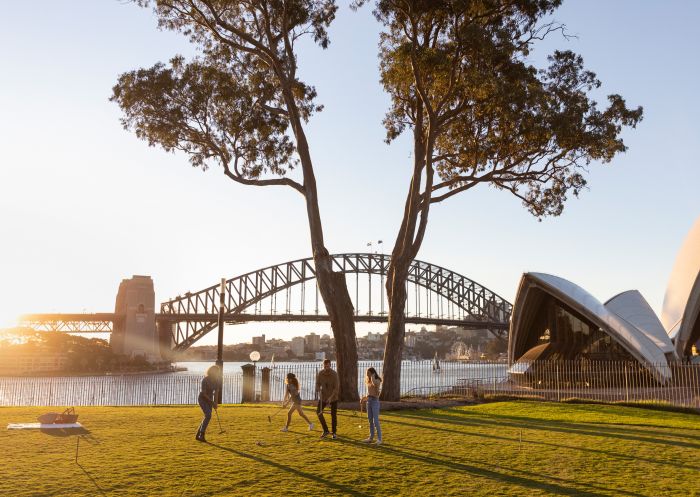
[111,0,360,400]
[354,0,643,400]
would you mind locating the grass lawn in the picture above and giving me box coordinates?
[1,401,698,496]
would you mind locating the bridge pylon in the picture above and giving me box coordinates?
[110,275,160,361]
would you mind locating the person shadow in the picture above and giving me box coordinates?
[37,428,107,496]
[209,442,372,497]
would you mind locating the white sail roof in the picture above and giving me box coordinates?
[661,216,700,353]
[519,273,671,382]
[605,290,675,354]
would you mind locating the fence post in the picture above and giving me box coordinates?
[556,363,560,402]
[624,363,629,403]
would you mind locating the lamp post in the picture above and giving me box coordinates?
[366,240,384,316]
[377,240,384,315]
[216,278,225,404]
[250,350,260,401]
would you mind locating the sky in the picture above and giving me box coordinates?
[1,1,699,346]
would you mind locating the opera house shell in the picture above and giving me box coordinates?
[508,216,700,383]
[660,216,700,358]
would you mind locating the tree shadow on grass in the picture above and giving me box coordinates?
[391,409,700,450]
[378,416,700,472]
[335,438,607,497]
[433,406,700,440]
[209,443,372,497]
[383,440,648,497]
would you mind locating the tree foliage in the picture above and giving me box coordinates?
[362,0,642,220]
[113,57,300,188]
[112,1,361,400]
[112,0,339,194]
[352,0,643,400]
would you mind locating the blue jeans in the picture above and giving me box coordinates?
[198,396,212,435]
[367,396,382,441]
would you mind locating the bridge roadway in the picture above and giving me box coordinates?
[20,312,507,332]
[20,253,513,350]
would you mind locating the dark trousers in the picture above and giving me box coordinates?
[317,400,337,434]
[198,396,212,435]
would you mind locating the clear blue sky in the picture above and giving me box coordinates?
[1,1,698,345]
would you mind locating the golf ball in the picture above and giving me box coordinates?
[358,425,362,428]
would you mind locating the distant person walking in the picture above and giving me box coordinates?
[315,359,339,439]
[280,373,314,432]
[196,365,221,442]
[363,367,383,445]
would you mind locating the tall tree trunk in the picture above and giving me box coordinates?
[380,260,410,401]
[380,114,433,401]
[315,255,359,401]
[285,85,359,401]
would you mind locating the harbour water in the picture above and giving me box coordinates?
[0,360,508,406]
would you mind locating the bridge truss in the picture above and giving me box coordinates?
[18,313,118,333]
[160,253,512,351]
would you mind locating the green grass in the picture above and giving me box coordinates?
[1,401,699,496]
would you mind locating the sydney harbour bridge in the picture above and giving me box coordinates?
[20,253,512,356]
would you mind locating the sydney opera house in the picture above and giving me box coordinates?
[508,217,700,383]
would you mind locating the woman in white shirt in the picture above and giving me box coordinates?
[363,367,382,445]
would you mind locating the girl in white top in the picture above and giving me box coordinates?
[280,373,314,432]
[363,367,382,444]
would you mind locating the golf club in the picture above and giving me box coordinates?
[214,407,226,434]
[267,402,288,423]
[357,397,365,430]
[354,396,366,416]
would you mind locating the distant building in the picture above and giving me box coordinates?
[508,273,676,383]
[252,334,266,347]
[453,328,488,341]
[0,351,68,375]
[366,332,384,343]
[404,335,416,348]
[305,333,320,352]
[291,337,305,357]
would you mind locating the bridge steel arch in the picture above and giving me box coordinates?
[160,253,512,351]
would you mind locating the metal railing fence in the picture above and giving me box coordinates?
[0,374,242,406]
[501,360,700,409]
[1,360,698,409]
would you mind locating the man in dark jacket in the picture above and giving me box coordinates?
[315,359,339,439]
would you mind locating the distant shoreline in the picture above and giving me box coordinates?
[0,366,188,378]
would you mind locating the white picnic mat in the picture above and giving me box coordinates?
[7,422,83,430]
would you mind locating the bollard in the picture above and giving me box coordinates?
[241,363,256,403]
[261,367,271,402]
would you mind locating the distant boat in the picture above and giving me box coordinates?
[432,352,441,373]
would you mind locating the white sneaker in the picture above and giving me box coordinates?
[363,437,374,443]
[375,439,383,445]
[308,422,314,431]
[280,426,288,432]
